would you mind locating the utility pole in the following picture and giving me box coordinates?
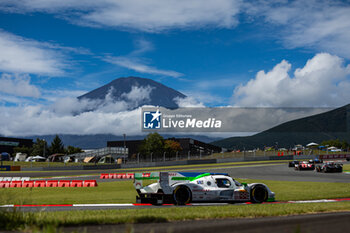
[123,134,126,164]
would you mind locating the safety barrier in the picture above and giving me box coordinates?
[47,180,58,187]
[0,177,30,181]
[23,181,34,187]
[83,180,98,187]
[58,180,71,187]
[319,154,350,160]
[0,180,98,188]
[100,173,134,179]
[71,180,83,187]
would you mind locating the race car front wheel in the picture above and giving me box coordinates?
[173,185,191,205]
[250,185,268,203]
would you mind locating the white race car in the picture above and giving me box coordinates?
[134,172,275,205]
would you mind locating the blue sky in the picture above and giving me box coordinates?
[1,0,350,136]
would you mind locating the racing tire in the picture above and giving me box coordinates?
[250,184,268,203]
[173,185,192,205]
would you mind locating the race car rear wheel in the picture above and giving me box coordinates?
[173,185,191,205]
[250,185,268,203]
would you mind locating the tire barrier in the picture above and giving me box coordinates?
[0,180,98,188]
[100,173,134,179]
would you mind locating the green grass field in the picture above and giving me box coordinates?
[1,201,350,231]
[1,178,350,231]
[1,179,349,205]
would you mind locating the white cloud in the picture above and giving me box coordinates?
[0,85,157,136]
[245,0,350,58]
[232,53,350,107]
[0,30,69,76]
[104,56,183,78]
[180,90,226,106]
[121,85,153,103]
[103,38,183,78]
[0,0,241,32]
[174,96,204,107]
[0,105,142,136]
[0,73,40,98]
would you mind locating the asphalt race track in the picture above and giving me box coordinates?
[9,160,348,183]
[2,160,350,232]
[61,212,350,233]
[206,161,350,183]
[1,161,287,178]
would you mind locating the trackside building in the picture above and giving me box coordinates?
[0,137,33,155]
[107,138,222,157]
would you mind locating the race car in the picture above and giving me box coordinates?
[134,172,275,205]
[288,160,300,167]
[294,161,315,170]
[316,162,343,173]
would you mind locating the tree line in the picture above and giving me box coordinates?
[13,135,82,157]
[320,139,349,150]
[138,133,182,159]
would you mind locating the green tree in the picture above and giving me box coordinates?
[321,139,349,149]
[65,145,83,155]
[49,135,65,154]
[31,138,48,157]
[164,140,182,155]
[139,133,164,159]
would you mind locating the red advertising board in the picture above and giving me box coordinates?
[319,154,350,159]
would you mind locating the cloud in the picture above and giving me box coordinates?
[0,30,70,76]
[174,96,204,107]
[103,39,183,78]
[0,104,142,136]
[180,90,226,106]
[0,84,156,136]
[121,85,153,103]
[104,56,183,78]
[232,53,350,107]
[0,73,40,98]
[245,0,350,59]
[0,0,242,32]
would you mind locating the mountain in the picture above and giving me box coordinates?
[78,76,186,109]
[212,104,350,149]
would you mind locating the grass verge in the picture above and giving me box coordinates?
[1,179,349,205]
[1,202,350,231]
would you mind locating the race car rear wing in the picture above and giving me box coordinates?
[133,172,160,190]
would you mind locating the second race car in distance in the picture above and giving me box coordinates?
[295,161,315,170]
[289,160,300,167]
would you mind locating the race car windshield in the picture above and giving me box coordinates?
[232,179,241,186]
[216,178,231,188]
